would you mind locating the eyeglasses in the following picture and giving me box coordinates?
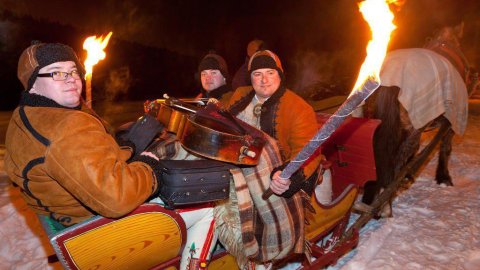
[37,70,81,81]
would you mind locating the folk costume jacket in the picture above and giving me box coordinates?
[227,85,322,182]
[4,93,159,226]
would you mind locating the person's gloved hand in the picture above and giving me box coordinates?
[125,114,164,155]
[115,121,134,143]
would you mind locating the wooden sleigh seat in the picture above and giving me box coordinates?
[38,203,187,270]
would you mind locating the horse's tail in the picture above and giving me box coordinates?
[363,86,403,204]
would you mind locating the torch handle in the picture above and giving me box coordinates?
[85,73,92,109]
[262,78,380,200]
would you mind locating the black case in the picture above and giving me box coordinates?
[157,160,233,209]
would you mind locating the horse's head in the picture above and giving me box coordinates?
[425,22,464,49]
[423,21,475,84]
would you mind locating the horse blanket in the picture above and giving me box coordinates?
[380,48,468,135]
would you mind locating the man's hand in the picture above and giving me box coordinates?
[270,170,291,195]
[126,114,164,155]
[207,98,220,105]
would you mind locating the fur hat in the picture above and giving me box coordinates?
[17,41,85,91]
[248,50,284,79]
[246,39,264,57]
[198,52,229,79]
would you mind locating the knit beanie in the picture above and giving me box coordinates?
[198,53,229,79]
[17,41,85,91]
[248,50,284,80]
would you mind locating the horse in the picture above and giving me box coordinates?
[361,23,474,217]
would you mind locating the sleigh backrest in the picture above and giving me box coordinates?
[316,113,380,198]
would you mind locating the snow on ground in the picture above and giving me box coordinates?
[0,176,59,270]
[330,113,480,270]
[1,110,479,270]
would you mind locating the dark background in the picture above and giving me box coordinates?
[1,0,479,110]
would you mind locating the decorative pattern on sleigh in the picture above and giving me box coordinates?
[39,112,379,269]
[38,203,187,270]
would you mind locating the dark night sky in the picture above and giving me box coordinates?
[1,0,479,110]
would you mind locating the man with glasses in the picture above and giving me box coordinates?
[6,41,160,226]
[5,42,217,269]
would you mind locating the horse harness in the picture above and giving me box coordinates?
[424,39,471,83]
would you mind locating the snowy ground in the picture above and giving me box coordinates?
[329,111,480,270]
[1,102,479,270]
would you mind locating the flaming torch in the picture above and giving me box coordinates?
[263,0,396,199]
[83,32,113,108]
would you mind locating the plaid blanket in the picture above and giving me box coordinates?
[215,134,305,268]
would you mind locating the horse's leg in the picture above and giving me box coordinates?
[435,118,454,186]
[393,129,422,174]
[393,106,424,176]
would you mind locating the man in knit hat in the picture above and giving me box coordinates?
[196,52,233,107]
[232,39,265,91]
[5,42,217,270]
[228,49,323,195]
[219,50,324,269]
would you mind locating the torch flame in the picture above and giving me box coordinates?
[82,32,112,108]
[351,0,396,92]
[83,32,113,77]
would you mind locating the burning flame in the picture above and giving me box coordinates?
[352,0,396,92]
[83,32,113,77]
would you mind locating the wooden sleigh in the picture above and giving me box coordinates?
[38,107,381,270]
[298,113,380,269]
